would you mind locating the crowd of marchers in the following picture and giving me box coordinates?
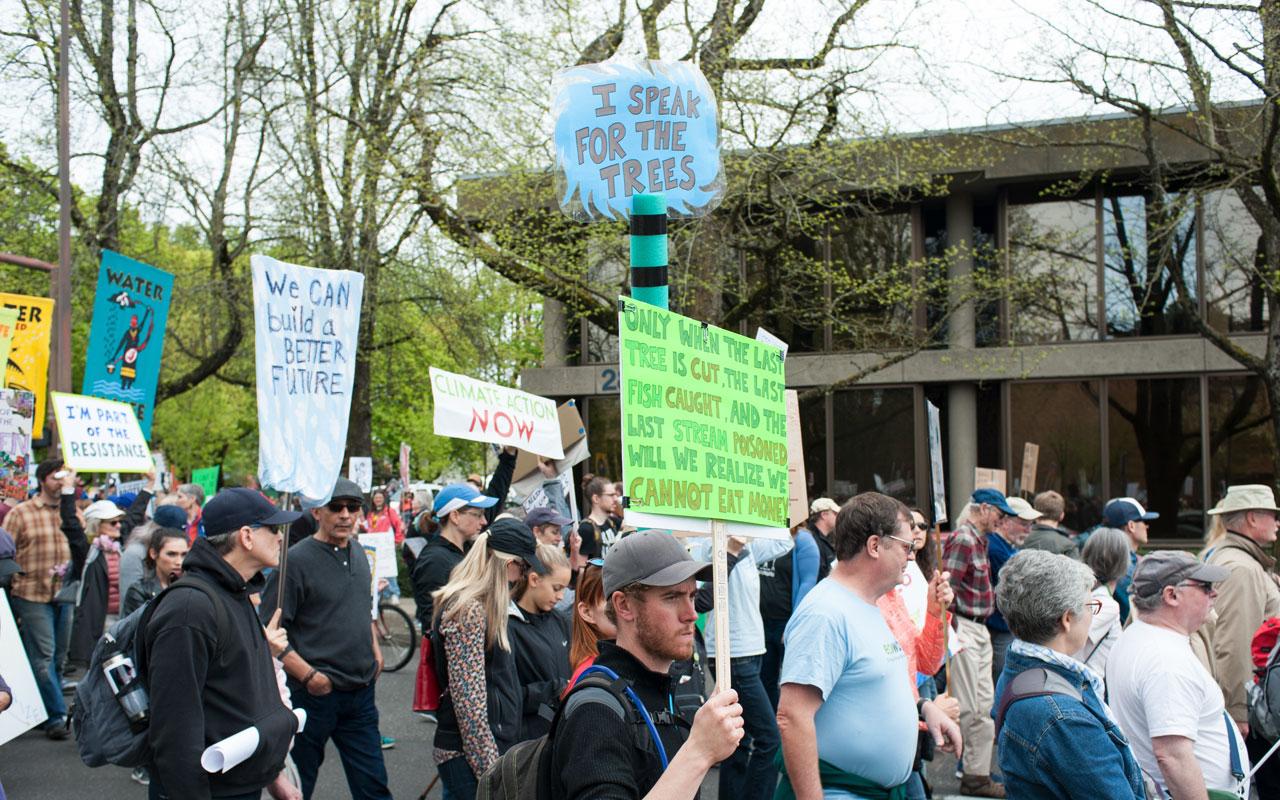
[1,451,1277,800]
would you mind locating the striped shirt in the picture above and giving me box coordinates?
[6,495,68,602]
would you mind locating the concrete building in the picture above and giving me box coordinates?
[516,106,1273,543]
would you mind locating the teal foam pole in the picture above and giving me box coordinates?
[630,193,668,311]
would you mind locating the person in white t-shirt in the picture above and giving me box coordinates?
[1077,527,1128,673]
[1107,550,1244,798]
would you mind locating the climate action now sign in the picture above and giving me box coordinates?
[618,297,787,528]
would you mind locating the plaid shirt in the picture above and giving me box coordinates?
[7,494,69,603]
[942,519,994,619]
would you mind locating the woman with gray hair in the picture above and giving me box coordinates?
[994,549,1144,799]
[1077,527,1128,672]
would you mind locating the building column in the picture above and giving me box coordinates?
[542,298,569,367]
[946,191,978,516]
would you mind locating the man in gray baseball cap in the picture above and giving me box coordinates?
[548,530,742,800]
[1106,551,1237,799]
[602,529,713,596]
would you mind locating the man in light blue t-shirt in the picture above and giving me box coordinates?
[777,492,961,799]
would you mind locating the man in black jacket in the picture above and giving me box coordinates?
[144,488,301,800]
[550,531,745,800]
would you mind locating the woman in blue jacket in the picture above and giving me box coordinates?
[993,549,1145,799]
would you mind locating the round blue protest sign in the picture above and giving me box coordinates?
[552,60,723,221]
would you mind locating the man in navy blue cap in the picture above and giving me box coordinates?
[1102,497,1158,624]
[144,487,302,800]
[941,487,1017,797]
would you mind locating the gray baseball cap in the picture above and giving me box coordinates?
[603,530,712,596]
[1131,550,1229,599]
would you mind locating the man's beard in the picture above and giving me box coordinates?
[635,608,694,663]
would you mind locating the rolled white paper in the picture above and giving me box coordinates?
[200,726,259,773]
[200,708,308,773]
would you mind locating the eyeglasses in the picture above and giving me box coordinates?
[913,522,929,531]
[879,533,918,555]
[459,507,486,518]
[327,501,362,513]
[1083,599,1103,615]
[1177,580,1217,595]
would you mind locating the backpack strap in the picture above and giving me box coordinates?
[556,664,670,769]
[1225,711,1245,782]
[994,667,1084,739]
[136,575,234,679]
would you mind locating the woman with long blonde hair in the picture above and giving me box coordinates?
[431,518,544,800]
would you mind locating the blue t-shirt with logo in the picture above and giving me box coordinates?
[781,577,918,793]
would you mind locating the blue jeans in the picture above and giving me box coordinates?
[437,754,478,800]
[11,597,72,724]
[760,617,788,711]
[287,681,391,800]
[710,655,780,800]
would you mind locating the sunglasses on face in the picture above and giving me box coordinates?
[327,501,362,513]
[913,522,929,531]
[1177,580,1217,595]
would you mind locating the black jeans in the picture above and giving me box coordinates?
[760,617,788,711]
[710,655,780,800]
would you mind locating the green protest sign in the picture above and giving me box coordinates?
[191,466,220,505]
[618,296,787,528]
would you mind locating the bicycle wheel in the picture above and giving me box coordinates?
[377,602,416,673]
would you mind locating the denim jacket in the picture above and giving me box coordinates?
[995,647,1145,799]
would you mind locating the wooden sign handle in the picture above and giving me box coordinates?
[711,518,731,694]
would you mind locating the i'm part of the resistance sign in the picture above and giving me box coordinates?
[618,297,787,528]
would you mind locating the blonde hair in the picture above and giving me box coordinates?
[1202,513,1228,556]
[513,544,570,602]
[432,532,516,651]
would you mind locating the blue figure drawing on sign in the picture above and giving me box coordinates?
[104,291,153,393]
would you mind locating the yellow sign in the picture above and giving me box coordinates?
[0,294,55,433]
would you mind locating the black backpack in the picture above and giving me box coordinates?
[71,575,231,767]
[993,667,1083,738]
[476,664,668,800]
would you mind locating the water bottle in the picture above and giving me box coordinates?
[102,644,149,733]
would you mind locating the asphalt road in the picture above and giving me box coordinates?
[0,654,975,799]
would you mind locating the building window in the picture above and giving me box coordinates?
[1106,377,1203,539]
[1009,381,1103,533]
[829,210,916,352]
[1103,193,1198,338]
[585,396,622,483]
[800,393,828,503]
[1008,199,1099,343]
[1202,189,1267,333]
[831,387,915,504]
[1208,375,1274,505]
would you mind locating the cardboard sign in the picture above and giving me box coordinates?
[50,392,152,473]
[398,442,411,489]
[974,467,1008,495]
[430,367,564,460]
[618,297,788,530]
[81,251,174,438]
[927,400,947,524]
[0,307,18,379]
[784,390,807,528]
[552,60,723,221]
[1020,442,1040,496]
[191,466,220,504]
[349,456,373,493]
[0,389,36,502]
[0,591,45,745]
[252,255,364,501]
[0,293,54,430]
[512,400,587,484]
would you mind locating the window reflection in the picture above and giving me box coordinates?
[1208,376,1273,503]
[1203,189,1267,333]
[832,388,914,504]
[801,394,828,502]
[1010,381,1103,534]
[829,211,916,351]
[1103,194,1197,337]
[1106,378,1203,539]
[1009,200,1099,342]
